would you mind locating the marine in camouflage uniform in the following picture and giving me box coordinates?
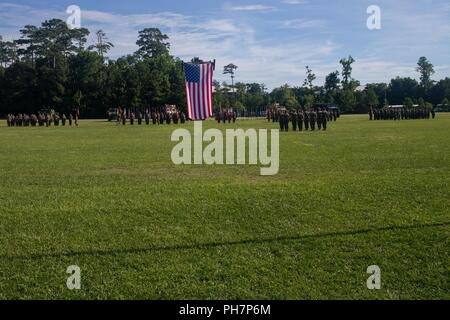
[317,110,322,130]
[54,114,60,126]
[216,111,221,123]
[310,110,317,131]
[71,107,79,126]
[291,111,297,131]
[279,111,284,131]
[304,111,310,131]
[322,109,328,131]
[17,114,23,127]
[24,114,30,126]
[298,110,304,131]
[121,110,126,125]
[281,111,289,132]
[45,114,50,127]
[150,111,156,124]
[38,114,45,126]
[31,114,38,126]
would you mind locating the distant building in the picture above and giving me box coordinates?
[165,104,178,114]
[434,104,449,112]
[313,103,339,111]
[268,103,286,112]
[355,85,366,92]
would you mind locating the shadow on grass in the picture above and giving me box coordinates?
[2,221,449,261]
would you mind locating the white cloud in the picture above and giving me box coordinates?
[352,59,415,83]
[83,10,190,29]
[282,19,325,29]
[281,0,309,4]
[0,2,29,10]
[226,4,276,12]
[0,3,63,40]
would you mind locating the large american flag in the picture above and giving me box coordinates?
[184,62,214,120]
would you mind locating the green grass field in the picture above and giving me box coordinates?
[0,115,449,300]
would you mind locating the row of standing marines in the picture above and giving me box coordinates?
[6,109,79,127]
[267,108,339,131]
[116,108,239,125]
[215,110,237,123]
[116,108,187,125]
[369,108,436,121]
[5,107,340,130]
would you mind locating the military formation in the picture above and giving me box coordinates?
[117,108,187,125]
[6,109,79,127]
[369,108,436,121]
[267,108,339,132]
[215,110,237,124]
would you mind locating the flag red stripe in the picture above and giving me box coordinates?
[208,64,213,117]
[193,82,197,120]
[191,82,195,120]
[199,65,204,120]
[189,82,195,119]
[200,64,205,120]
[202,64,207,120]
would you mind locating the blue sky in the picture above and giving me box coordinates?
[1,0,449,88]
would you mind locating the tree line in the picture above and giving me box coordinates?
[0,19,185,117]
[242,55,449,114]
[1,18,449,117]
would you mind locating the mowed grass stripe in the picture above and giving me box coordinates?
[0,220,448,261]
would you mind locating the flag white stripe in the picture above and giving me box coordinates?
[186,82,192,119]
[192,82,196,120]
[195,82,199,120]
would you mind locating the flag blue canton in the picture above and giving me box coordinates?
[184,64,200,83]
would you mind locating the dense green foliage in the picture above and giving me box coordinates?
[0,20,186,117]
[1,20,450,116]
[263,56,450,114]
[0,115,449,299]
